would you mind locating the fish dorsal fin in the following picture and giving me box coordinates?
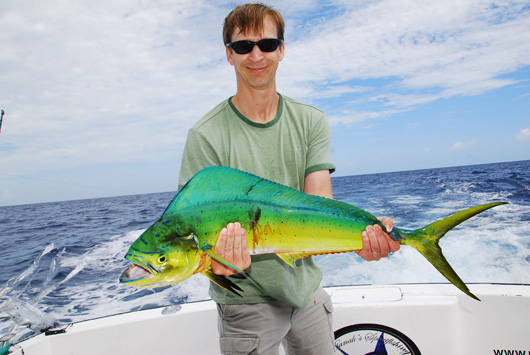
[163,167,380,224]
[163,166,263,215]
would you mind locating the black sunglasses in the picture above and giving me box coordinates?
[227,38,283,54]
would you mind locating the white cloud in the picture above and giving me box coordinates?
[451,139,478,152]
[516,128,530,141]
[280,0,530,121]
[327,108,395,126]
[0,0,233,176]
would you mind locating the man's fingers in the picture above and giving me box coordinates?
[374,218,400,253]
[225,223,235,256]
[231,223,242,267]
[366,225,383,260]
[215,227,228,254]
[360,225,387,261]
[374,225,391,257]
[212,222,251,276]
[360,228,377,261]
[238,225,251,269]
[358,217,400,262]
[379,216,393,233]
[233,223,251,270]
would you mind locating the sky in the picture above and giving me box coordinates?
[0,0,529,206]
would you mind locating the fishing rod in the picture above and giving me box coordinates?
[0,109,4,133]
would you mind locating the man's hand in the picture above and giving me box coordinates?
[212,222,251,276]
[357,217,400,261]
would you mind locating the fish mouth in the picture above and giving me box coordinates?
[120,255,161,284]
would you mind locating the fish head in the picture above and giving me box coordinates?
[120,218,201,288]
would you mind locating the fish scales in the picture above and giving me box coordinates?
[173,200,367,255]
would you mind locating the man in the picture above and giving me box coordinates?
[178,3,400,354]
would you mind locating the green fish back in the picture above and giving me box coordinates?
[164,166,380,225]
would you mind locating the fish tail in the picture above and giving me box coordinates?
[393,202,507,301]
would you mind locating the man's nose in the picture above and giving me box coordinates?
[248,44,264,60]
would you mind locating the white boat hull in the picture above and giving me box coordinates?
[10,284,530,355]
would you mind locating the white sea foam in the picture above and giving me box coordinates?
[388,195,424,205]
[47,229,211,323]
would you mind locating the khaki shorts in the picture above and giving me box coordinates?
[216,286,334,355]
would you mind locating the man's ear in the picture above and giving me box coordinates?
[226,46,235,66]
[278,41,285,62]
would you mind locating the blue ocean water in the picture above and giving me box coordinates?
[1,160,529,339]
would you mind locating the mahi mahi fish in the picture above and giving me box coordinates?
[120,166,506,300]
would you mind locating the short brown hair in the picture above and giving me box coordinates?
[223,3,285,45]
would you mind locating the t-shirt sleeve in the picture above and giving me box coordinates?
[178,128,221,190]
[305,113,336,176]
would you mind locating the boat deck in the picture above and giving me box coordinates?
[10,284,530,355]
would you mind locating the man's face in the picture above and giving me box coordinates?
[226,15,285,92]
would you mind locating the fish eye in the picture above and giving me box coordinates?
[158,255,167,263]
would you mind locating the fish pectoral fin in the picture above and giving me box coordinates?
[201,268,245,297]
[202,248,244,273]
[276,252,325,268]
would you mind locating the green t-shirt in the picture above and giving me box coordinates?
[178,94,336,308]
